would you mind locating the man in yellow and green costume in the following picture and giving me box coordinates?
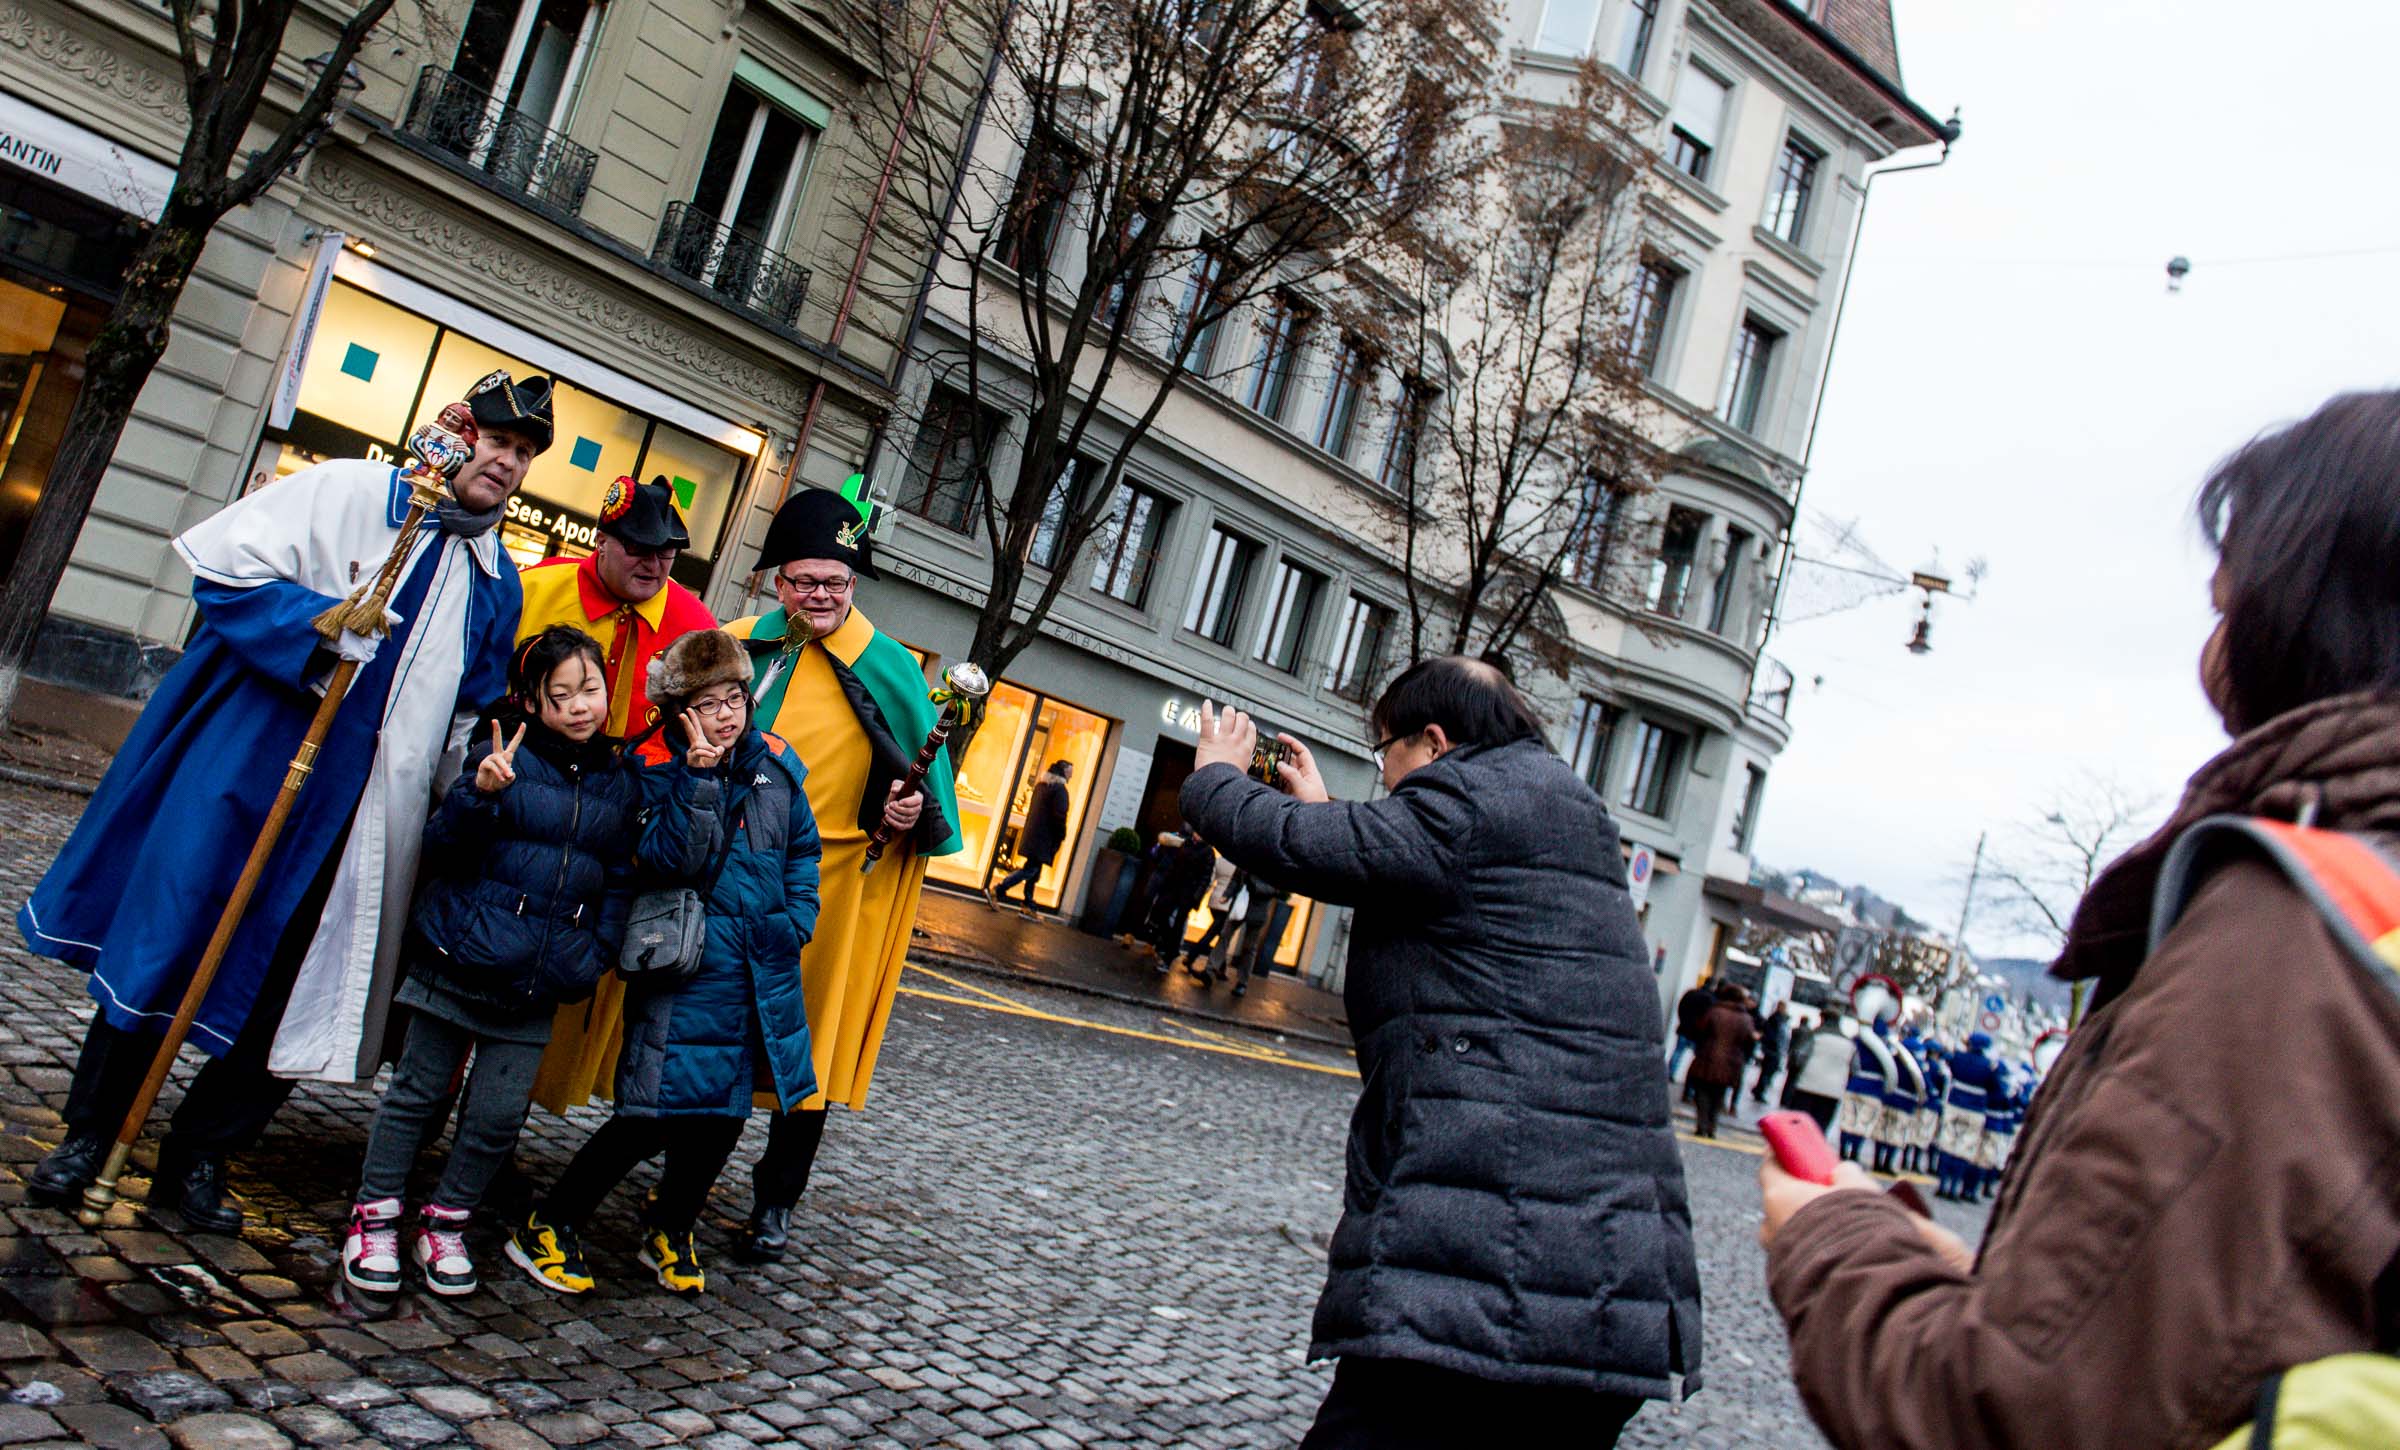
[722,480,961,1260]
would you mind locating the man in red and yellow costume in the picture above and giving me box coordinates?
[514,475,715,737]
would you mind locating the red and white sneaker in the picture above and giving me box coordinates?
[414,1203,478,1296]
[342,1196,404,1294]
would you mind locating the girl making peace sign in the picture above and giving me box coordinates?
[343,625,638,1299]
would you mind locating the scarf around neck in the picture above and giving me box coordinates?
[435,488,507,537]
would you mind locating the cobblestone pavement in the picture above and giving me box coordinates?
[0,779,1988,1447]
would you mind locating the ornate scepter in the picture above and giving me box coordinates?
[78,408,479,1227]
[861,662,989,875]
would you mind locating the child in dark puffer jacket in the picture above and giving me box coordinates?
[343,625,637,1299]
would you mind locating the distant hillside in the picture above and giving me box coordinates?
[1981,955,2073,1013]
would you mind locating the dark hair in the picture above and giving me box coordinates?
[2199,391,2400,732]
[1369,655,1544,750]
[510,624,606,707]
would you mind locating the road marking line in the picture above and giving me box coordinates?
[896,974,1359,1079]
[1156,1017,1308,1064]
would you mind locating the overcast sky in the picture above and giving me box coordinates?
[1749,0,2400,958]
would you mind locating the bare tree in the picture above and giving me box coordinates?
[1378,62,1664,676]
[0,0,404,726]
[838,0,1496,744]
[1985,774,2164,948]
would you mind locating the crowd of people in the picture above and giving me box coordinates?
[20,374,2400,1450]
[14,374,958,1299]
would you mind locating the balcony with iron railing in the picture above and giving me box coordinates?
[651,202,814,330]
[399,66,597,219]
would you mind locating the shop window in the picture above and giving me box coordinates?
[1325,593,1392,701]
[899,387,997,533]
[274,279,753,594]
[1183,524,1259,646]
[926,682,1113,911]
[0,265,110,588]
[1623,718,1689,818]
[1252,557,1324,672]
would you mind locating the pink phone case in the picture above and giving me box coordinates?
[1759,1111,1840,1186]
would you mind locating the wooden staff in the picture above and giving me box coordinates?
[77,408,480,1226]
[861,662,988,875]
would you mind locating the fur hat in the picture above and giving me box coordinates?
[646,628,750,711]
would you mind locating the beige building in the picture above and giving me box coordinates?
[0,0,978,703]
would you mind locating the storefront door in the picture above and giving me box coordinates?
[925,681,1113,911]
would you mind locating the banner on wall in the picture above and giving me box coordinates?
[268,231,345,431]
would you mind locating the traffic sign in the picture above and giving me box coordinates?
[1626,844,1655,909]
[1980,1011,2002,1031]
[1983,993,2007,1015]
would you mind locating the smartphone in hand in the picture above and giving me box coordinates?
[1759,1111,1840,1185]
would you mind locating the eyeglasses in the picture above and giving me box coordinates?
[1369,731,1413,771]
[617,542,677,562]
[688,693,748,718]
[777,573,855,598]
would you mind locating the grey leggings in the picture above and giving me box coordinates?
[357,1012,546,1213]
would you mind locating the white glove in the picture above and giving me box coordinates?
[331,607,404,665]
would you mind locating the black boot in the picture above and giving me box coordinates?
[27,1132,108,1206]
[153,1148,244,1234]
[739,1205,791,1264]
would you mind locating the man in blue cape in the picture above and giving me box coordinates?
[15,370,548,1231]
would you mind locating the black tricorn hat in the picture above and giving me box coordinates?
[465,369,556,454]
[754,477,878,580]
[597,475,691,550]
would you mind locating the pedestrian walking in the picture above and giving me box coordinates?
[1760,390,2400,1449]
[1668,982,1712,1086]
[1140,830,1218,966]
[1689,984,1759,1138]
[1780,1010,1853,1134]
[1184,658,1699,1445]
[345,627,636,1297]
[1230,872,1294,996]
[19,370,546,1231]
[987,761,1073,916]
[1178,860,1246,979]
[509,629,822,1297]
[1751,1000,1792,1104]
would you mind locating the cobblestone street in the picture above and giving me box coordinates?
[0,779,1987,1447]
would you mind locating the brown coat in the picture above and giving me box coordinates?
[1767,694,2400,1450]
[1689,1001,1760,1088]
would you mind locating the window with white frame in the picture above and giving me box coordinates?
[1252,557,1325,672]
[1242,294,1312,422]
[1706,525,1753,635]
[1730,762,1768,851]
[1379,379,1434,490]
[1002,124,1082,273]
[1648,504,1704,617]
[1533,0,1602,54]
[898,387,996,533]
[1613,0,1660,78]
[1625,254,1682,377]
[1666,63,1731,184]
[1027,457,1087,568]
[1765,132,1823,244]
[1326,594,1393,700]
[690,77,819,252]
[1183,525,1259,645]
[1622,718,1690,818]
[1316,341,1370,458]
[1095,210,1148,330]
[1088,478,1174,606]
[453,0,601,137]
[1722,315,1782,433]
[1566,475,1621,589]
[1566,697,1621,793]
[1175,243,1229,375]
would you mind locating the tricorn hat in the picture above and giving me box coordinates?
[597,475,691,551]
[466,369,556,454]
[646,628,750,713]
[754,474,878,580]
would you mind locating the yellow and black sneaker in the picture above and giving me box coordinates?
[504,1210,594,1295]
[639,1226,705,1295]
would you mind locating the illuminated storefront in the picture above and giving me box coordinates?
[272,274,758,594]
[925,681,1113,912]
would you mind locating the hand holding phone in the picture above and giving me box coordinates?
[1759,1111,1840,1185]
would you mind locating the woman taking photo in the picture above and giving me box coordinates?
[1758,391,2400,1448]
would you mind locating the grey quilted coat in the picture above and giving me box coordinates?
[1181,741,1702,1398]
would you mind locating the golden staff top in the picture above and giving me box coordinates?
[862,661,988,874]
[74,407,478,1227]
